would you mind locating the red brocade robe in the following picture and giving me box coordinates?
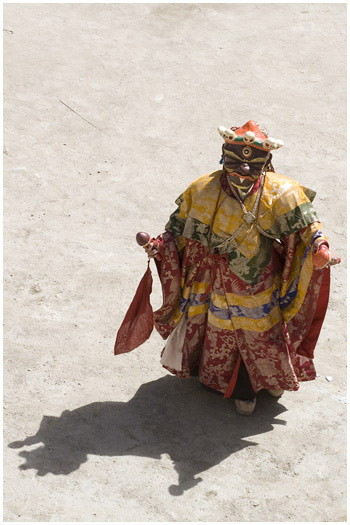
[116,170,330,398]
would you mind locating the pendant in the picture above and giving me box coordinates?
[243,211,256,224]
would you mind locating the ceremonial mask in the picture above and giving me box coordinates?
[218,120,283,191]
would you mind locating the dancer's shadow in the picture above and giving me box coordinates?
[9,375,287,495]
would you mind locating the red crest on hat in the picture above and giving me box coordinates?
[232,120,268,141]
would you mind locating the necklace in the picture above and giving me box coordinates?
[215,171,279,250]
[227,172,265,224]
[228,171,281,242]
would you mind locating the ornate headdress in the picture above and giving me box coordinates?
[217,120,283,151]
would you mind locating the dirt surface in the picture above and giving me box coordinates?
[3,3,347,522]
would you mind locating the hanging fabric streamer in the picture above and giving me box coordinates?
[114,261,154,355]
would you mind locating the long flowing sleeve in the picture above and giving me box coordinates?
[279,221,330,360]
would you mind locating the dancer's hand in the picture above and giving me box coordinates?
[136,232,162,260]
[313,245,341,268]
[143,240,160,259]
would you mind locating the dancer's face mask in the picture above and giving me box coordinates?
[222,143,271,192]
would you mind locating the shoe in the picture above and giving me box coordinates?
[234,398,256,416]
[266,389,284,397]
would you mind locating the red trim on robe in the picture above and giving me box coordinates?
[296,267,330,359]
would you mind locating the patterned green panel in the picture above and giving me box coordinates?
[275,202,318,239]
[209,228,274,284]
[165,206,186,237]
[182,217,210,247]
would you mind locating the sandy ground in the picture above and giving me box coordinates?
[3,3,347,522]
